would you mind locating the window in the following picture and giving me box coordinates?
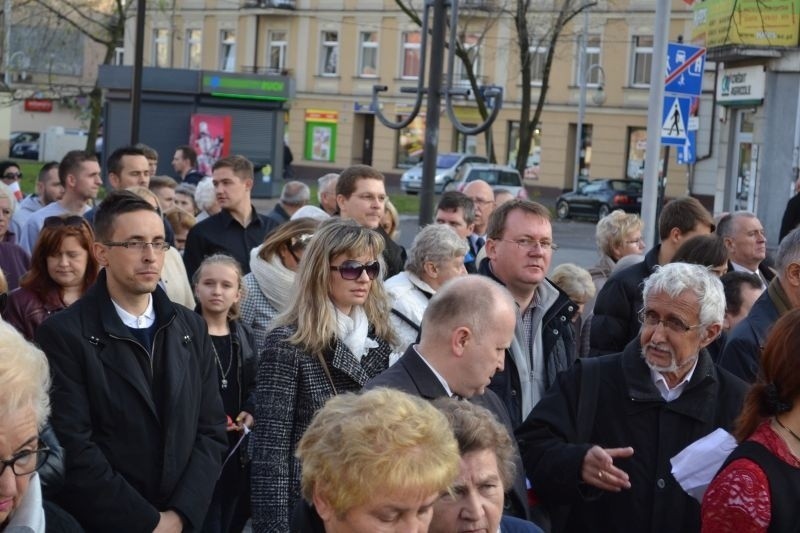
[576,35,601,86]
[401,31,421,79]
[152,29,169,67]
[113,47,124,66]
[185,29,202,70]
[454,34,480,83]
[358,31,379,77]
[268,31,288,73]
[220,30,236,72]
[319,31,339,76]
[529,46,547,85]
[631,35,652,87]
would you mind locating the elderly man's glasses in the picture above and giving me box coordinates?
[638,309,702,334]
[330,260,380,280]
[0,443,50,477]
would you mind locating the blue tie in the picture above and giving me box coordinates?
[475,236,485,251]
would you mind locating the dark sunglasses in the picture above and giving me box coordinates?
[2,172,22,180]
[43,215,86,229]
[330,260,380,280]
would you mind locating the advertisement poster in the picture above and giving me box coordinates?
[691,0,800,47]
[304,110,338,162]
[190,114,232,176]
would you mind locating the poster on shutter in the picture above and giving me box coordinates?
[190,114,232,176]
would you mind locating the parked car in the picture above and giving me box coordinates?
[400,152,488,194]
[555,178,642,220]
[9,131,39,159]
[447,163,527,199]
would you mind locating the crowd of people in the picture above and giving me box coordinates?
[0,144,799,533]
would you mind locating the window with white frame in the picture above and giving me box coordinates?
[401,31,421,79]
[220,30,236,72]
[358,31,379,77]
[152,29,169,67]
[319,31,339,76]
[268,30,288,73]
[185,29,202,70]
[576,34,602,86]
[454,34,480,83]
[631,35,652,87]
[529,46,547,85]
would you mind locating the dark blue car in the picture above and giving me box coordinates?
[555,178,642,220]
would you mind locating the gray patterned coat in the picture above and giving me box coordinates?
[240,273,280,351]
[250,324,392,532]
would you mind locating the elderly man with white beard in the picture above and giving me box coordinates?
[516,263,748,533]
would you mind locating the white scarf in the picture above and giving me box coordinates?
[6,471,45,532]
[249,245,296,312]
[336,306,378,363]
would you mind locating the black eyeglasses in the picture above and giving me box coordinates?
[0,443,50,477]
[103,241,171,252]
[2,172,22,180]
[330,260,380,280]
[43,215,86,229]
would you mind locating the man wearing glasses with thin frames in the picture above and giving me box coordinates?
[36,190,227,533]
[478,199,577,429]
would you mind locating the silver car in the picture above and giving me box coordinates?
[400,152,488,194]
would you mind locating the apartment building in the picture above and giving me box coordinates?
[132,1,720,201]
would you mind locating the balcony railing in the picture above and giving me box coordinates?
[241,0,295,9]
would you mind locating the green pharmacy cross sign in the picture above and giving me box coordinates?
[202,74,289,101]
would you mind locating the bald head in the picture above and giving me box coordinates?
[418,276,516,397]
[463,180,496,235]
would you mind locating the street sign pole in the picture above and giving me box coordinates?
[642,1,670,248]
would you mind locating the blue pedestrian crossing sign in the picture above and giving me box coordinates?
[661,96,690,146]
[677,131,696,165]
[665,43,705,96]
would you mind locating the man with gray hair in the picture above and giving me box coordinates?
[384,223,468,350]
[518,263,747,533]
[720,226,800,382]
[317,173,339,215]
[716,211,773,289]
[366,275,530,521]
[265,180,310,231]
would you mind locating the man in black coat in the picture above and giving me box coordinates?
[719,226,800,382]
[779,178,800,241]
[517,263,747,533]
[36,190,227,533]
[716,211,774,289]
[335,164,406,278]
[365,275,532,522]
[590,196,714,355]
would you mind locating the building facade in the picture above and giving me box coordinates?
[129,0,715,201]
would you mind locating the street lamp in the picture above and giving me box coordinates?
[572,62,606,192]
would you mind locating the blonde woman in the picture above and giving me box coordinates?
[250,219,396,532]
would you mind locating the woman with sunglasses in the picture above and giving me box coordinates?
[240,217,320,349]
[250,219,396,532]
[3,215,98,341]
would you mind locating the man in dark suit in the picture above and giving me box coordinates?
[36,190,227,532]
[365,275,532,521]
[717,211,774,289]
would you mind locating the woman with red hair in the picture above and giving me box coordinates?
[2,215,98,340]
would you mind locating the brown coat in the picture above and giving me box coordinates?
[2,286,65,341]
